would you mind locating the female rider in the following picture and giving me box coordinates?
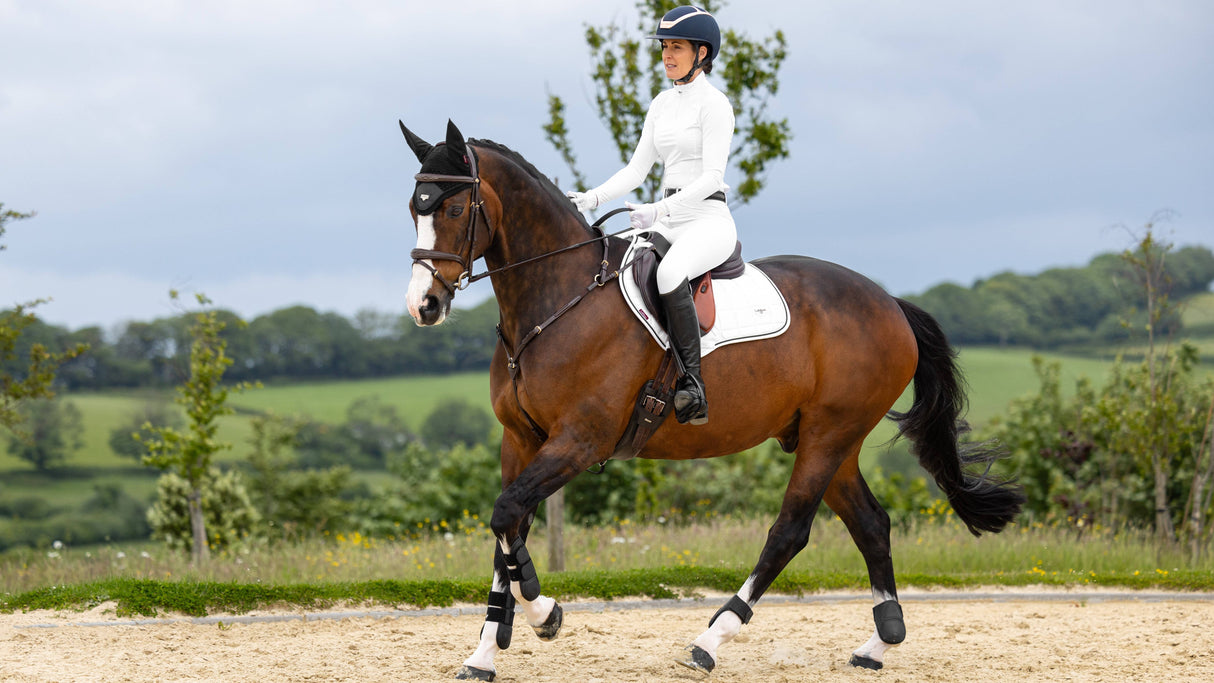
[567,5,735,426]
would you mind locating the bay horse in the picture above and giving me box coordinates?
[400,120,1023,681]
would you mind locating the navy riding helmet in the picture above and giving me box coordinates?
[648,5,721,83]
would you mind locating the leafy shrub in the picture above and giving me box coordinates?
[0,494,59,520]
[865,467,939,532]
[147,467,260,553]
[108,400,183,460]
[0,484,151,551]
[294,396,416,470]
[420,397,494,450]
[354,442,499,536]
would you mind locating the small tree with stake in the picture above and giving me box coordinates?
[141,292,256,564]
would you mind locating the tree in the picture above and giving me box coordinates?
[242,413,353,539]
[4,398,84,471]
[147,467,260,554]
[1,203,86,433]
[1114,222,1198,545]
[544,0,790,205]
[109,400,184,461]
[986,224,1214,552]
[141,292,257,563]
[420,397,493,450]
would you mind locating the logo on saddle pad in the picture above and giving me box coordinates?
[620,237,791,356]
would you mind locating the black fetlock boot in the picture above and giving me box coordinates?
[660,280,708,425]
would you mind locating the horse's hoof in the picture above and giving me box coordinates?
[849,654,883,671]
[677,645,716,674]
[455,665,495,681]
[534,602,563,641]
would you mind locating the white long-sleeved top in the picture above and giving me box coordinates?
[591,75,735,221]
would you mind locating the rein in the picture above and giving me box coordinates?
[411,149,634,293]
[411,153,649,444]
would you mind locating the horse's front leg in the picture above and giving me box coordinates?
[456,433,604,681]
[491,436,603,637]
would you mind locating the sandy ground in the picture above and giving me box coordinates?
[3,591,1213,682]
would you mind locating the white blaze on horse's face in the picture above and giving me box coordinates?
[406,213,448,325]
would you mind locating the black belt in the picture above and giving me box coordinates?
[664,188,726,202]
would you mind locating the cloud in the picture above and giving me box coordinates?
[2,0,1211,329]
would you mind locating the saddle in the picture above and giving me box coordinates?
[607,237,749,463]
[630,235,747,334]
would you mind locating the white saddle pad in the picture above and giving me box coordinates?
[619,238,791,357]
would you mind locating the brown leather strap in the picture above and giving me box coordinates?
[415,172,477,184]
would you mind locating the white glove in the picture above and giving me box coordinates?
[625,201,664,231]
[566,190,599,213]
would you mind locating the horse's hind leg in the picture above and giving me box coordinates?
[679,439,847,674]
[823,454,905,670]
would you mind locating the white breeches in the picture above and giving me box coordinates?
[656,201,737,294]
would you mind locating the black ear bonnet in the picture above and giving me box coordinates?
[413,143,473,215]
[401,120,474,216]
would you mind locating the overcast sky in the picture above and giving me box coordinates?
[2,0,1211,331]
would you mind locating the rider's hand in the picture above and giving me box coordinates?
[566,190,598,213]
[625,201,664,231]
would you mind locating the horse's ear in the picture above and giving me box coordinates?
[445,119,467,160]
[399,120,432,163]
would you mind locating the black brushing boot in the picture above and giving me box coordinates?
[660,280,708,425]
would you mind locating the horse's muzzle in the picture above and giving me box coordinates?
[413,293,448,326]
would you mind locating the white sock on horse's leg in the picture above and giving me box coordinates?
[852,629,897,664]
[689,577,754,663]
[462,623,503,673]
[462,572,510,674]
[851,589,901,667]
[691,611,742,661]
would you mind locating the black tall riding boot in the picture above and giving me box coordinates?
[660,280,708,425]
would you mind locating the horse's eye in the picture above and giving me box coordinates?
[448,205,465,218]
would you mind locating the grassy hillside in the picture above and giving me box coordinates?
[0,372,492,474]
[1183,291,1214,328]
[2,349,1117,479]
[230,372,492,428]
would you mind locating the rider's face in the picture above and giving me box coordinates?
[661,39,705,81]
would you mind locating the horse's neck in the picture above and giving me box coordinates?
[481,162,604,339]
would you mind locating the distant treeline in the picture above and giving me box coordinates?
[5,245,1213,390]
[905,245,1214,348]
[3,299,500,390]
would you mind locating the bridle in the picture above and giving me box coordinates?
[409,147,492,294]
[408,145,649,448]
[409,147,632,295]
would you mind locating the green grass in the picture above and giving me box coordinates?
[0,373,491,475]
[3,516,1211,616]
[228,372,492,429]
[1182,292,1214,328]
[0,347,1137,512]
[0,467,159,507]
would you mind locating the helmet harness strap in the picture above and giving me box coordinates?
[674,42,707,84]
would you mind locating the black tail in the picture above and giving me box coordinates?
[890,298,1025,536]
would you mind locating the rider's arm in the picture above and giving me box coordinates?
[585,108,660,207]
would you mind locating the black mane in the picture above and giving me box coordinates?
[469,138,593,233]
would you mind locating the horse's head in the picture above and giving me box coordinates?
[400,119,495,326]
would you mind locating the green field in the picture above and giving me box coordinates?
[0,372,492,474]
[1182,292,1214,327]
[0,346,1197,490]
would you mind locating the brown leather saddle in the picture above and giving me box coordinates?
[630,235,747,334]
[604,236,748,464]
